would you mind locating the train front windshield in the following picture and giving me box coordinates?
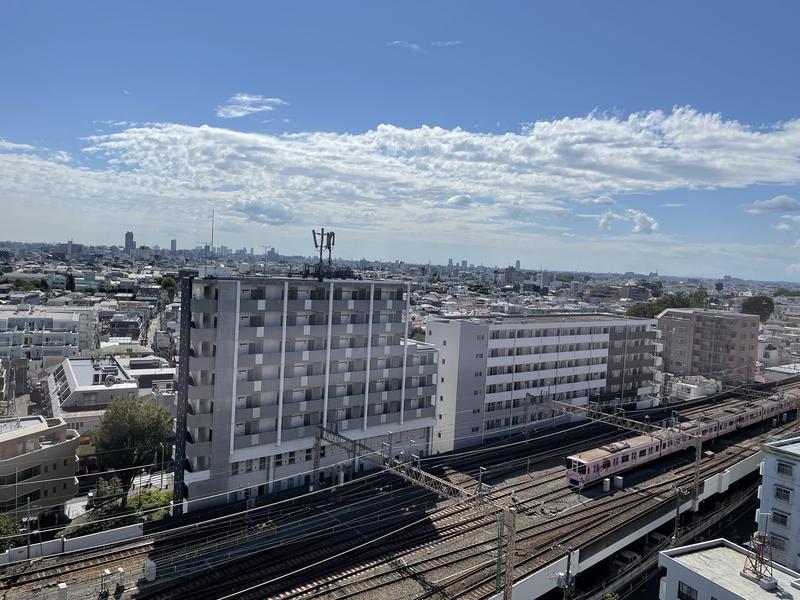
[566,458,587,474]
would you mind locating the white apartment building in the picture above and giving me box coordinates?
[426,315,658,453]
[0,416,80,519]
[0,305,97,361]
[47,356,138,435]
[659,538,800,600]
[756,435,800,572]
[180,276,438,512]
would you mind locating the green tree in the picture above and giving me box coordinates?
[93,398,172,508]
[774,287,800,297]
[715,282,724,292]
[0,513,21,551]
[626,292,690,319]
[65,273,76,292]
[689,285,709,308]
[741,295,775,322]
[158,276,177,302]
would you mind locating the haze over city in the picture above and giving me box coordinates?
[2,2,800,279]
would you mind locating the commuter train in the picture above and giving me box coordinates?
[565,394,794,488]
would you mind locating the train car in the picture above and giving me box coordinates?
[565,393,794,487]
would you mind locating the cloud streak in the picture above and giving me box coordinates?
[216,94,288,118]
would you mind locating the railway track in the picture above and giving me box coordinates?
[2,381,798,599]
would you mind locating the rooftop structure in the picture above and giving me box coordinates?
[659,538,800,600]
[47,356,138,434]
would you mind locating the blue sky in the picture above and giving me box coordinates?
[2,2,800,279]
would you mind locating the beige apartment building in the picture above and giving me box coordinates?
[657,308,759,383]
[0,416,80,519]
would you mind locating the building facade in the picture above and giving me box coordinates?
[658,309,759,384]
[426,314,658,453]
[0,306,96,360]
[756,435,800,572]
[0,416,79,519]
[180,276,438,512]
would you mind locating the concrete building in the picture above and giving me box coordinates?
[658,309,759,384]
[756,435,800,572]
[124,231,135,255]
[0,305,97,361]
[170,239,177,254]
[180,276,438,511]
[426,314,658,453]
[0,416,79,519]
[658,538,800,600]
[47,356,138,435]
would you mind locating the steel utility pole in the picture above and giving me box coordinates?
[320,427,518,599]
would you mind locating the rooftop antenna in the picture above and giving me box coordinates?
[741,512,776,589]
[312,228,335,267]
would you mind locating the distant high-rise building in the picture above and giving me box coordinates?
[461,259,468,269]
[515,259,521,270]
[124,231,135,254]
[171,239,177,254]
[447,258,454,269]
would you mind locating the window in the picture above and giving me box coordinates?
[639,449,647,458]
[772,511,789,527]
[770,534,788,552]
[441,358,446,365]
[288,451,296,465]
[472,408,481,414]
[441,377,445,383]
[775,485,792,503]
[231,463,239,476]
[275,454,283,467]
[677,582,698,600]
[471,426,480,432]
[777,461,794,477]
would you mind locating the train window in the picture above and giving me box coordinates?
[639,449,647,458]
[613,458,619,465]
[621,454,630,463]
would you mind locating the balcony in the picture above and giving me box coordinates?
[190,298,217,313]
[186,441,212,458]
[187,412,213,429]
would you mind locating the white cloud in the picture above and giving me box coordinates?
[431,40,462,47]
[661,202,685,208]
[387,40,421,52]
[4,106,800,257]
[50,151,71,163]
[597,209,658,233]
[215,94,288,118]
[744,195,800,213]
[598,211,621,232]
[773,222,793,232]
[575,195,615,206]
[0,139,35,152]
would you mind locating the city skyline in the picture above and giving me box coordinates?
[2,2,800,279]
